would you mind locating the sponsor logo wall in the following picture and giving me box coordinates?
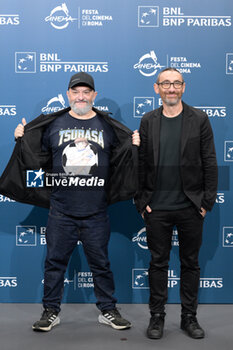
[0,0,232,304]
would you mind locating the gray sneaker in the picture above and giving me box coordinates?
[32,308,60,332]
[98,308,131,330]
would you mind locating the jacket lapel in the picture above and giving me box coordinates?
[152,108,162,166]
[25,107,71,132]
[180,102,193,156]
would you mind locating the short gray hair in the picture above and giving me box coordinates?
[156,67,184,84]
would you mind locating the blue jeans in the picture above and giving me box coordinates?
[42,206,117,313]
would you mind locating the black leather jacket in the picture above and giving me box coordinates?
[0,107,138,208]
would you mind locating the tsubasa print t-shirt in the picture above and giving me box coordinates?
[42,112,118,216]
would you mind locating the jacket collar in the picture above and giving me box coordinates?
[25,106,133,135]
[152,101,192,119]
[48,106,111,118]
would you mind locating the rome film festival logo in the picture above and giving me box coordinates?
[132,227,179,249]
[16,226,37,246]
[223,227,233,247]
[133,97,154,118]
[132,228,148,249]
[41,94,66,114]
[224,141,233,161]
[42,277,75,290]
[15,52,36,73]
[134,51,165,77]
[45,3,77,29]
[64,278,74,286]
[77,271,94,288]
[138,6,159,27]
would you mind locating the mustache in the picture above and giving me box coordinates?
[75,99,88,103]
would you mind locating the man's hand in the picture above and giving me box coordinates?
[200,207,207,218]
[142,205,152,219]
[14,118,27,139]
[132,130,140,146]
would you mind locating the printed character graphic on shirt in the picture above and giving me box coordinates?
[41,112,117,215]
[62,137,98,175]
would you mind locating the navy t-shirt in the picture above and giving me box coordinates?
[42,111,118,216]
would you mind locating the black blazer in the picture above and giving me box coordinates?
[135,102,218,213]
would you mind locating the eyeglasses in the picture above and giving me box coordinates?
[157,81,184,89]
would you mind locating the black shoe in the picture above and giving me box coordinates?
[98,308,131,330]
[32,308,60,332]
[181,314,205,339]
[147,314,164,339]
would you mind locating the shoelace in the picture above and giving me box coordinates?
[151,315,163,328]
[42,309,56,320]
[104,309,121,319]
[186,316,200,328]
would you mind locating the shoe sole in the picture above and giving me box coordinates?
[98,315,131,330]
[147,332,163,339]
[32,317,60,332]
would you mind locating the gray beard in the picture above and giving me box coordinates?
[163,96,180,107]
[70,100,93,115]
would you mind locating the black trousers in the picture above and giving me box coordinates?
[145,206,204,316]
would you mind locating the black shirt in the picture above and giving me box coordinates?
[150,113,191,210]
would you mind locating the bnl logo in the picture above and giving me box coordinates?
[138,6,159,27]
[224,141,233,161]
[26,169,44,187]
[15,52,36,73]
[223,227,233,247]
[133,97,154,118]
[132,269,149,289]
[226,53,233,74]
[16,226,37,246]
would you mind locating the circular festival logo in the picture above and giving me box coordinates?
[134,50,165,77]
[132,227,148,249]
[45,3,77,30]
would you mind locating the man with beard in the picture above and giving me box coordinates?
[135,68,217,339]
[13,72,140,332]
